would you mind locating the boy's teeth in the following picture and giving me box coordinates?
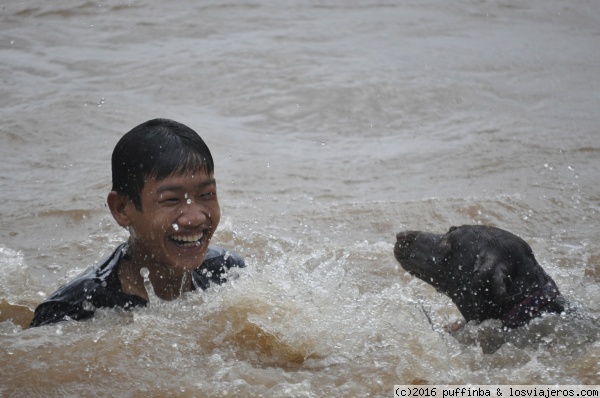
[174,233,204,242]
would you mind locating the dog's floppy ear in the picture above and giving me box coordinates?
[473,251,510,304]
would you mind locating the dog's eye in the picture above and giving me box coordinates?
[439,238,451,251]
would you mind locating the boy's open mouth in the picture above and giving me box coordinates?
[169,231,206,248]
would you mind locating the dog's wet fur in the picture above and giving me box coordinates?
[394,225,566,328]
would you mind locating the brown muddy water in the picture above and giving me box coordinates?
[1,1,599,396]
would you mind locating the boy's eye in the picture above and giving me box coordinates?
[159,197,180,205]
[199,190,216,200]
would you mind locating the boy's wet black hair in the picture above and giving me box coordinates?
[111,119,214,210]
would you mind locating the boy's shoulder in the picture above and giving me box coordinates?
[29,243,136,327]
[29,244,245,327]
[191,245,246,290]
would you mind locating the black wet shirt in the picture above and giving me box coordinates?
[30,244,245,327]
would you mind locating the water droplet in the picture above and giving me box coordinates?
[186,198,192,205]
[82,300,95,311]
[140,267,150,278]
[172,223,179,231]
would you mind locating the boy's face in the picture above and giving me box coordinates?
[127,170,221,275]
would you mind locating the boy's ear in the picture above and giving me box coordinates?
[107,191,135,228]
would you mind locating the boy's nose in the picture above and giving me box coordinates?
[177,201,209,227]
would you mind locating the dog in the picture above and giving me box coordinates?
[394,225,566,329]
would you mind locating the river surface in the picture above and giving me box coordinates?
[1,1,599,396]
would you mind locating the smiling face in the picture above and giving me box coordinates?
[124,170,221,276]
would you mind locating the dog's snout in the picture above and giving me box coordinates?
[396,231,419,243]
[394,231,420,261]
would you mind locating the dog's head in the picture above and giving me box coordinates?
[394,225,553,322]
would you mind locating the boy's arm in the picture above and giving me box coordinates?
[29,300,94,327]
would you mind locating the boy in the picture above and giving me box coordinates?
[30,119,244,327]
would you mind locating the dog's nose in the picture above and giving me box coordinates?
[396,231,419,243]
[395,231,419,260]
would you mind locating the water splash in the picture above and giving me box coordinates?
[140,267,160,305]
[179,272,189,297]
